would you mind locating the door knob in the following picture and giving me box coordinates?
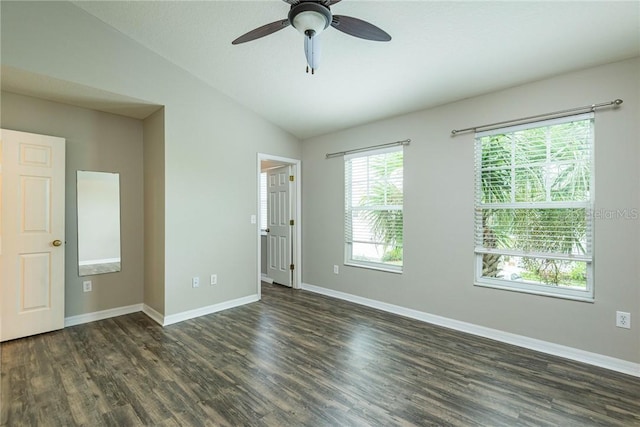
[265,228,270,233]
[52,240,62,247]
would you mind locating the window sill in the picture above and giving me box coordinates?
[474,280,594,303]
[345,262,403,274]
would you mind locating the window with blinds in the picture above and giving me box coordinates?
[260,172,268,230]
[474,113,594,300]
[345,146,403,272]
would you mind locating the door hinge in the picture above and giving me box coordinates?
[289,219,294,226]
[290,264,295,270]
[289,175,294,182]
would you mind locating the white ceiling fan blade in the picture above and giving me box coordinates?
[304,34,321,73]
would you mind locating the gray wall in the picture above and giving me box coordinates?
[1,91,145,317]
[143,108,165,315]
[261,235,268,276]
[1,1,301,317]
[302,58,640,363]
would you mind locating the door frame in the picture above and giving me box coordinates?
[257,153,301,297]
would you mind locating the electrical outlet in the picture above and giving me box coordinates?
[333,265,339,274]
[616,311,631,329]
[192,277,200,288]
[83,280,92,292]
[211,274,217,285]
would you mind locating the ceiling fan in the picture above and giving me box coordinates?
[231,0,391,74]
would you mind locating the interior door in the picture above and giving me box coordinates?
[1,129,66,342]
[267,165,292,287]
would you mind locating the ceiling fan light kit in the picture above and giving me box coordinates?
[289,3,331,37]
[232,0,391,74]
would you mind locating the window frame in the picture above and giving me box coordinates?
[344,146,404,273]
[474,113,595,301]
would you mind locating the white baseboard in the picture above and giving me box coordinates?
[301,282,640,378]
[64,303,143,327]
[261,274,274,284]
[142,304,164,326]
[64,295,260,329]
[162,294,260,326]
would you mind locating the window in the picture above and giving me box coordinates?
[260,172,267,230]
[474,113,594,300]
[345,146,403,272]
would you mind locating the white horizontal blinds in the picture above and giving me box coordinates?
[345,146,403,269]
[475,113,593,262]
[260,172,268,229]
[474,113,594,297]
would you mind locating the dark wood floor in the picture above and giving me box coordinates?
[2,283,639,426]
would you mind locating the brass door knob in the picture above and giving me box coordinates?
[52,240,62,247]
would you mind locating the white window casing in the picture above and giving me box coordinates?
[345,146,404,273]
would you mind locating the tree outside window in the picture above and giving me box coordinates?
[475,114,594,300]
[345,147,403,272]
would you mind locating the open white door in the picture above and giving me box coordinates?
[1,129,66,342]
[267,165,292,287]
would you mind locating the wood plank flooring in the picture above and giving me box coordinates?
[2,283,639,426]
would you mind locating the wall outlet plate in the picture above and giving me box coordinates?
[211,274,217,285]
[333,265,339,274]
[192,277,200,288]
[83,280,92,292]
[616,311,631,329]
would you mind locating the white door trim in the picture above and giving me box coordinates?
[257,154,302,297]
[266,165,293,287]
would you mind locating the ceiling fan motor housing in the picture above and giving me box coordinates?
[289,3,332,38]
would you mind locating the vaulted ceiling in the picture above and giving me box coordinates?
[44,1,640,138]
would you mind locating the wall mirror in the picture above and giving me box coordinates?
[77,171,121,276]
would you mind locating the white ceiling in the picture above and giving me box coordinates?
[61,1,640,139]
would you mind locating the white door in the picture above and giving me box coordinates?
[1,129,66,342]
[267,166,292,287]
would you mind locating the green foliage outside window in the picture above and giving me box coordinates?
[361,151,403,263]
[478,118,592,289]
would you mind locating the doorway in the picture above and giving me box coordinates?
[257,154,301,297]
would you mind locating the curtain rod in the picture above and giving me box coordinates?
[325,139,411,159]
[450,99,623,136]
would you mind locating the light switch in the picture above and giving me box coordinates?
[250,215,257,224]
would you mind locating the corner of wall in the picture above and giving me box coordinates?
[143,107,166,315]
